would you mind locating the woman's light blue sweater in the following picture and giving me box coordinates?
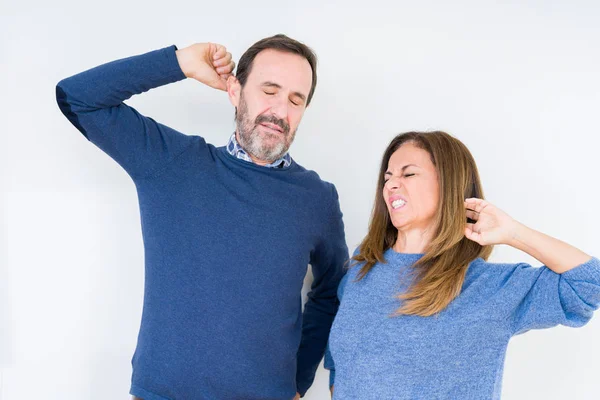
[326,249,600,399]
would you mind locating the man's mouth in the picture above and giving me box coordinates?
[259,123,284,135]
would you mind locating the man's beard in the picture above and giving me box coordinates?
[236,94,296,164]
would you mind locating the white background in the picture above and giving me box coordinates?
[2,0,599,399]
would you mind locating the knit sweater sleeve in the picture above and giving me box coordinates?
[495,257,600,335]
[323,272,349,388]
[295,184,348,396]
[56,45,194,180]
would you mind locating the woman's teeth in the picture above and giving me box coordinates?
[392,199,406,209]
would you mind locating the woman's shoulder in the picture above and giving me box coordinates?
[465,257,536,283]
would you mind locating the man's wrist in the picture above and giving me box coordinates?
[175,47,192,78]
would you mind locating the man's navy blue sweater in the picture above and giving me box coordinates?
[56,45,348,399]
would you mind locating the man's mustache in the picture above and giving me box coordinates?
[255,114,290,135]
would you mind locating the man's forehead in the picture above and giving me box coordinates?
[246,49,312,93]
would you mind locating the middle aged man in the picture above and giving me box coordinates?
[56,34,348,399]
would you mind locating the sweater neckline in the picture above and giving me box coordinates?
[216,145,297,172]
[384,248,424,264]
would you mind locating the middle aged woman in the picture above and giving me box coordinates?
[325,131,600,400]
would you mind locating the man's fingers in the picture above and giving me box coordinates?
[209,77,227,91]
[213,52,232,67]
[212,44,227,60]
[216,61,235,75]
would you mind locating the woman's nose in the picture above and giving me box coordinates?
[385,177,401,191]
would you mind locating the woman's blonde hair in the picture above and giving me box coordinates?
[354,131,493,317]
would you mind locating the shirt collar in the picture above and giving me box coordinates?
[226,133,292,168]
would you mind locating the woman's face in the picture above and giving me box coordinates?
[383,142,440,233]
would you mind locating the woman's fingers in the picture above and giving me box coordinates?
[466,209,479,221]
[464,198,489,214]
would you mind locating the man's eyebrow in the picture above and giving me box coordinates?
[262,81,282,89]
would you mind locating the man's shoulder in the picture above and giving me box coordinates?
[290,161,338,200]
[290,160,334,186]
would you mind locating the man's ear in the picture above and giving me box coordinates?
[227,76,241,108]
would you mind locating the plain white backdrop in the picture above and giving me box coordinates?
[2,0,599,399]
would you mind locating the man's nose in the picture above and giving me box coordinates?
[269,97,289,120]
